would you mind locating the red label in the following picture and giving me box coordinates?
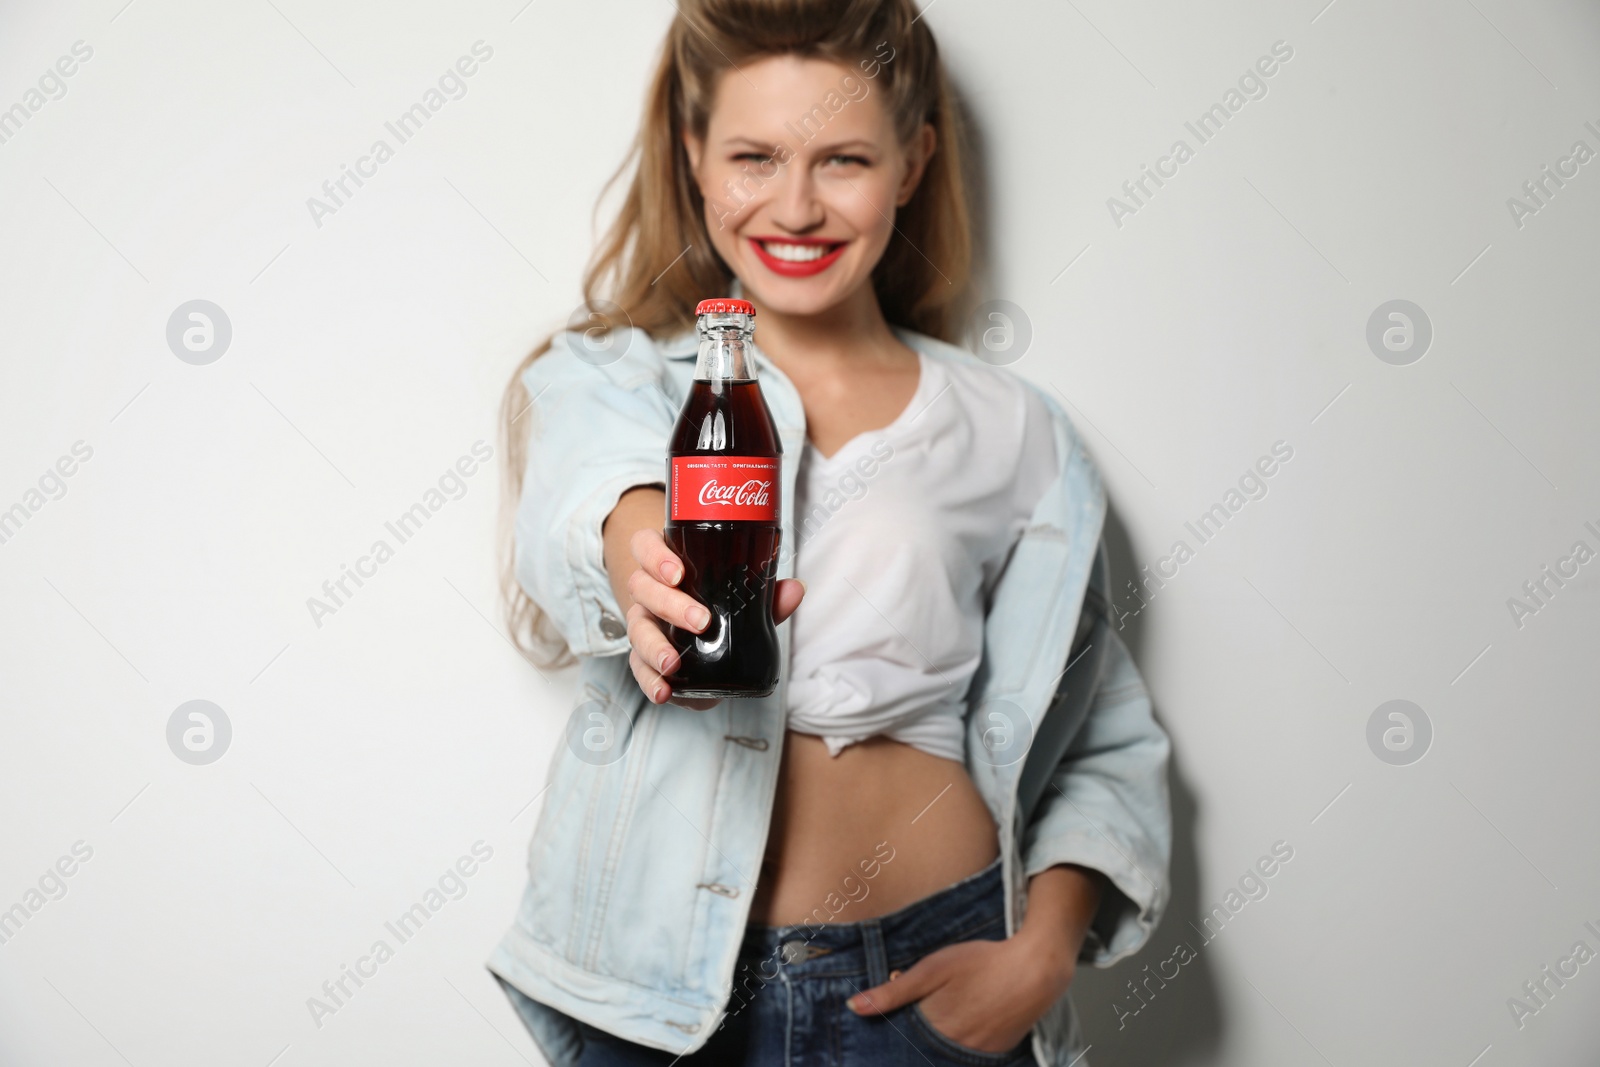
[669,456,778,521]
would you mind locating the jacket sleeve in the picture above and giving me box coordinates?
[1018,627,1172,966]
[514,329,679,658]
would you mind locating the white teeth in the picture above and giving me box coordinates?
[760,241,835,262]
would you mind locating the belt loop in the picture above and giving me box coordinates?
[861,918,889,987]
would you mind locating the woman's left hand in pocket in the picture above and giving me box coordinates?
[845,932,1076,1054]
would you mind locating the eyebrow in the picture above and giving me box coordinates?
[722,137,783,152]
[812,139,876,153]
[721,136,878,155]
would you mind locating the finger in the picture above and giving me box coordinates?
[847,958,941,1016]
[628,647,671,705]
[630,527,685,586]
[628,567,712,634]
[773,578,805,625]
[628,648,718,710]
[668,694,722,711]
[626,603,681,679]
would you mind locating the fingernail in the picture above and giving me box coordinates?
[846,996,861,1012]
[654,684,668,703]
[889,970,902,981]
[662,562,682,585]
[658,650,672,673]
[691,606,711,630]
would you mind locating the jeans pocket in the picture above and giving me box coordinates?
[905,1003,1034,1066]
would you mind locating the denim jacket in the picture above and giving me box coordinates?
[486,322,1172,1067]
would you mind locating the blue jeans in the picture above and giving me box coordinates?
[551,856,1034,1066]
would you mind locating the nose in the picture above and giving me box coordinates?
[767,159,825,233]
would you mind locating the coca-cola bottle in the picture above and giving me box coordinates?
[663,299,782,698]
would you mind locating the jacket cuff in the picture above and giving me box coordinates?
[517,467,664,659]
[571,470,665,656]
[1021,816,1166,967]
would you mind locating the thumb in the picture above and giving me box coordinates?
[773,578,806,625]
[847,962,937,1017]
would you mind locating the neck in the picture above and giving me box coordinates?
[745,282,903,372]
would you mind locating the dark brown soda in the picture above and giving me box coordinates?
[664,379,782,698]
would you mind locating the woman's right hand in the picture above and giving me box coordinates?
[624,527,804,709]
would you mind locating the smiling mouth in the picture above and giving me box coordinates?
[748,237,848,276]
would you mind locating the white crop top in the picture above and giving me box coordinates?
[783,349,1058,763]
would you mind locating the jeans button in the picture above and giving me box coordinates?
[599,611,626,640]
[780,940,807,965]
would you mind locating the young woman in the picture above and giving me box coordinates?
[486,2,1172,1064]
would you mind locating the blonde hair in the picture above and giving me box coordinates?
[500,0,974,666]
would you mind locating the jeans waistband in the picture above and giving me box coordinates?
[735,857,1004,980]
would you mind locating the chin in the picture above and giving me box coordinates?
[731,254,871,319]
[738,278,849,318]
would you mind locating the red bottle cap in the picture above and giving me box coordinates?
[695,298,755,317]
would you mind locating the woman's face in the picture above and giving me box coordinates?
[684,53,934,318]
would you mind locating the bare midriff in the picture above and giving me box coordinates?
[746,730,1000,926]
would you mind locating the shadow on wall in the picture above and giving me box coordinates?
[951,69,1222,1065]
[1069,509,1222,1065]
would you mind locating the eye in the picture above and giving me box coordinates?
[825,154,871,168]
[733,151,774,164]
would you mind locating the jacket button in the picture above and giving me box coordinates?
[599,611,626,640]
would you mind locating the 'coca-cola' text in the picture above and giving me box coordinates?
[670,456,779,522]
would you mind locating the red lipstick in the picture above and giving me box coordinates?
[747,236,848,278]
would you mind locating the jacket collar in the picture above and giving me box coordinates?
[660,331,698,359]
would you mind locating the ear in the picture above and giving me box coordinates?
[682,129,705,183]
[894,122,937,207]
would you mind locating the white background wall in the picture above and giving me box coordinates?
[2,1,1597,1064]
